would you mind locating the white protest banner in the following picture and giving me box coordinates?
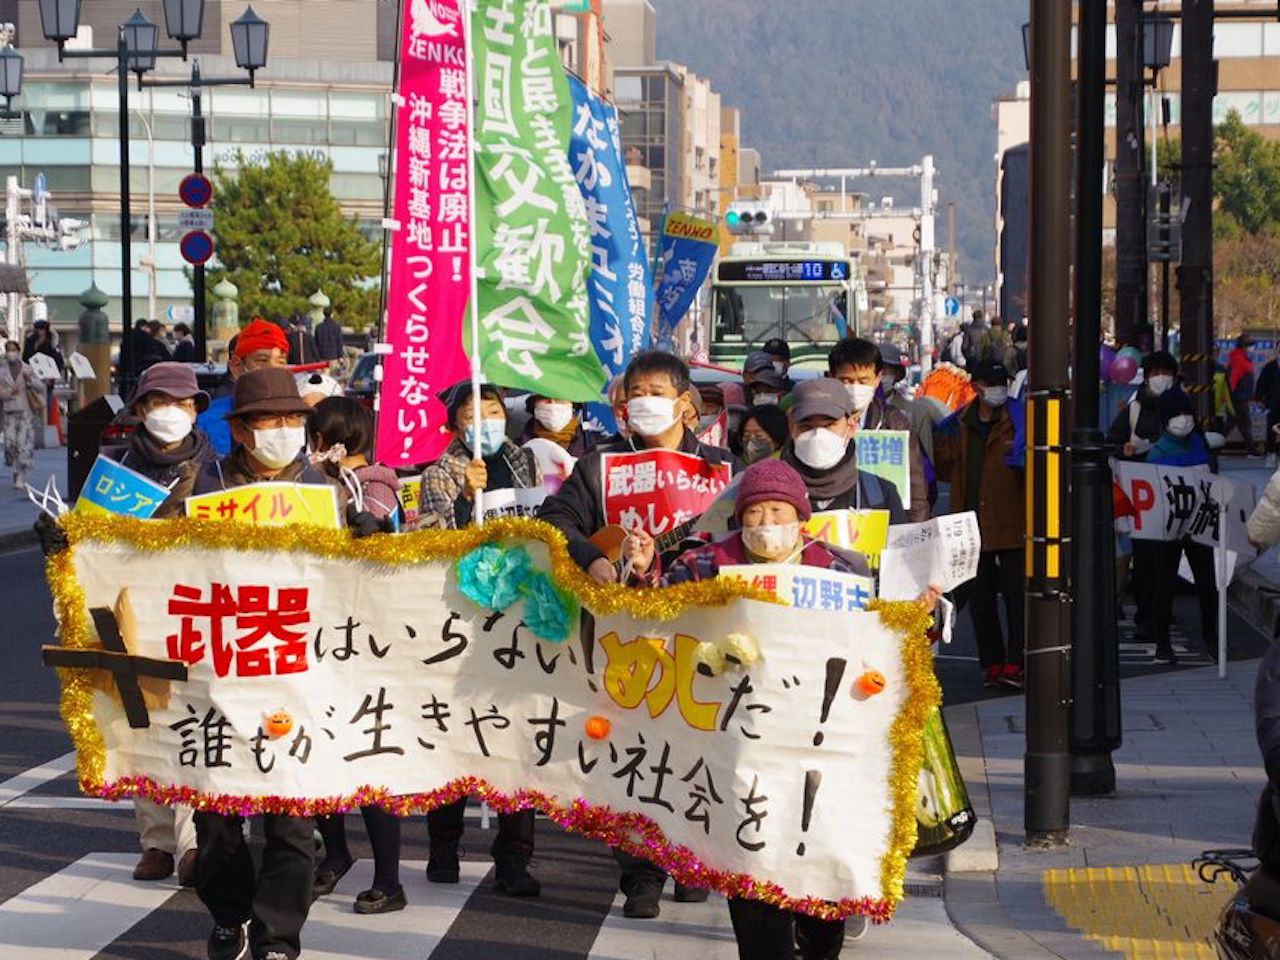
[46,516,939,921]
[878,512,981,601]
[718,564,876,612]
[478,487,548,523]
[1113,462,1258,555]
[27,352,60,380]
[855,430,911,506]
[1113,461,1167,537]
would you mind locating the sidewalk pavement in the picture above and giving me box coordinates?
[945,659,1264,960]
[0,445,65,549]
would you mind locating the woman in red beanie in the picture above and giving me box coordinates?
[624,458,940,958]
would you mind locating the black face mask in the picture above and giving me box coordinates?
[744,438,775,464]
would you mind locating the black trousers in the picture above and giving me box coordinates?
[728,898,845,960]
[195,812,314,960]
[961,549,1025,669]
[1152,538,1218,654]
[1130,539,1157,638]
[427,799,534,861]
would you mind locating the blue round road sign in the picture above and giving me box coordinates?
[178,173,213,208]
[944,296,961,318]
[180,230,215,266]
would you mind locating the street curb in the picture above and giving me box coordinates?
[942,703,1071,960]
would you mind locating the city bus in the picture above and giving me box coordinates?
[710,241,864,370]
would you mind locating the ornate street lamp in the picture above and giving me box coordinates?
[163,0,206,51]
[0,47,23,110]
[122,9,159,78]
[36,0,81,46]
[230,7,269,83]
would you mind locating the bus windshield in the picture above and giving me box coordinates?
[714,284,849,347]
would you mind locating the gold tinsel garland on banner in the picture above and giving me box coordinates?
[47,513,940,919]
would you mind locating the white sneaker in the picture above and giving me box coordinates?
[12,471,24,490]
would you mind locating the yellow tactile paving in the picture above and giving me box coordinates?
[1043,864,1236,960]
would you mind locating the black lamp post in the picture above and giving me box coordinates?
[141,8,268,362]
[36,0,266,383]
[0,47,23,111]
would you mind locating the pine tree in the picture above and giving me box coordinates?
[206,150,382,329]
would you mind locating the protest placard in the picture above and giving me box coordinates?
[184,483,342,530]
[77,455,172,520]
[1113,462,1258,556]
[878,512,981,601]
[856,431,911,506]
[398,477,422,526]
[478,487,548,523]
[804,510,891,567]
[719,563,876,612]
[46,516,939,921]
[601,449,732,536]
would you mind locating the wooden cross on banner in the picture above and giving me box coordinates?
[43,604,188,730]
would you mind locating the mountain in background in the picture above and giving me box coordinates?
[649,0,1026,289]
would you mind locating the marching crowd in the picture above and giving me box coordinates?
[21,307,1240,960]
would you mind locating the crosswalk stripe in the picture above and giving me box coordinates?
[0,853,179,959]
[304,859,489,960]
[0,751,76,806]
[587,885,739,960]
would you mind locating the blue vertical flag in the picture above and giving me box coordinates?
[567,75,652,431]
[654,211,720,342]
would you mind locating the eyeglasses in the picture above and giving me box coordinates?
[245,414,306,430]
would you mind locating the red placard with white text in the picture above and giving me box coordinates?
[600,449,732,535]
[374,0,472,468]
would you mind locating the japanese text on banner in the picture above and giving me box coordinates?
[878,512,981,601]
[375,0,471,467]
[567,73,651,432]
[601,449,733,535]
[719,563,876,613]
[184,483,342,530]
[470,0,606,400]
[654,211,719,339]
[855,430,911,507]
[77,455,172,519]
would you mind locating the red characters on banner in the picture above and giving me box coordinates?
[600,450,732,536]
[166,583,312,678]
[375,0,472,467]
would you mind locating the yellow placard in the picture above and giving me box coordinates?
[805,509,891,568]
[398,477,423,523]
[184,483,342,530]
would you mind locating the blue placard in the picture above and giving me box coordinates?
[78,454,172,519]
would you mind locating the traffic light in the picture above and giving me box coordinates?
[726,206,770,236]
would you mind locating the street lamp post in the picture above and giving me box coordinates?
[141,9,270,361]
[36,0,266,383]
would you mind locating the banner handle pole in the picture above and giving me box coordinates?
[463,0,484,525]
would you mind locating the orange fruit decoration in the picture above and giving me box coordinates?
[855,670,887,697]
[265,709,293,739]
[584,715,612,740]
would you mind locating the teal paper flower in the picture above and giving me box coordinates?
[521,570,576,643]
[457,544,533,612]
[490,547,533,611]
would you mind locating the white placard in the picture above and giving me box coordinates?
[878,512,982,601]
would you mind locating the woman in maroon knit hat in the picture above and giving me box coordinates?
[625,458,940,958]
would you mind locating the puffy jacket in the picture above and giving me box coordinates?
[1105,389,1164,456]
[353,463,402,521]
[933,400,1025,552]
[1248,468,1280,549]
[1229,347,1256,394]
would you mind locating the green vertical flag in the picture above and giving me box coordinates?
[471,0,607,401]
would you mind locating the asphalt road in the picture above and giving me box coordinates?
[0,542,1263,959]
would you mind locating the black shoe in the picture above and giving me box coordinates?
[206,921,249,960]
[312,859,353,899]
[673,883,709,902]
[1154,642,1177,664]
[622,882,662,919]
[493,857,541,897]
[426,841,460,884]
[354,885,407,914]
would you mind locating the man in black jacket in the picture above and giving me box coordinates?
[538,350,737,918]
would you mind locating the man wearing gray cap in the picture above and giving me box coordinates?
[780,378,906,519]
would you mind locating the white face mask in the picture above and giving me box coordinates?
[251,425,306,470]
[1167,414,1196,438]
[753,392,780,407]
[534,401,574,433]
[846,383,876,414]
[981,385,1009,408]
[5,349,19,362]
[627,396,679,438]
[1147,374,1174,397]
[772,361,787,376]
[144,405,195,445]
[794,427,849,470]
[742,521,803,561]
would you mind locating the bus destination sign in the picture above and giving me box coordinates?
[717,260,849,283]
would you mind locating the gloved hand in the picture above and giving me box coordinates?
[347,507,388,540]
[34,512,69,557]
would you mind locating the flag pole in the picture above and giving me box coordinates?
[463,0,485,525]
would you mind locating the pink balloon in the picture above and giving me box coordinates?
[1110,354,1139,384]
